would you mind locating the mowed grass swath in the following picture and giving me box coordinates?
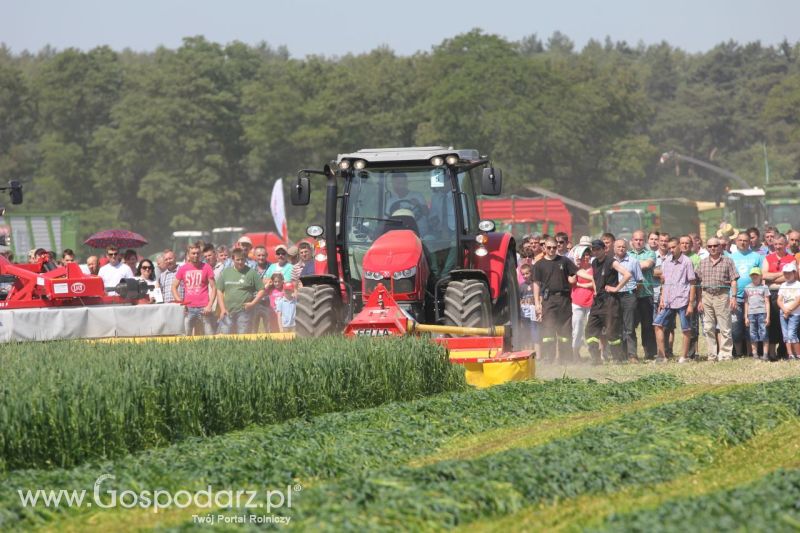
[0,336,465,471]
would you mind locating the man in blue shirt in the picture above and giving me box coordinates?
[730,231,764,356]
[615,239,643,362]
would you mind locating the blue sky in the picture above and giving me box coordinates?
[3,0,799,56]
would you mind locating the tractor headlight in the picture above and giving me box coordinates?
[364,271,384,280]
[445,154,459,165]
[430,156,444,166]
[392,266,417,280]
[353,159,367,170]
[338,160,351,170]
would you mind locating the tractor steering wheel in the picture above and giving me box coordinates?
[389,199,425,219]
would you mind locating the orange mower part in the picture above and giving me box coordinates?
[344,283,535,387]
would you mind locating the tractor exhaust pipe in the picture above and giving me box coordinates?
[324,164,339,280]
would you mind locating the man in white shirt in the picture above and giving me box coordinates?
[98,245,133,295]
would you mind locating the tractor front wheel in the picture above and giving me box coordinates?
[443,279,491,329]
[295,284,342,338]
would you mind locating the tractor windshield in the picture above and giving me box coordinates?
[606,211,642,240]
[345,167,459,281]
[768,203,800,233]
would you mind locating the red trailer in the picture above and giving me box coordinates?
[478,196,573,238]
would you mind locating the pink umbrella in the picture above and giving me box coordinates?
[84,229,148,249]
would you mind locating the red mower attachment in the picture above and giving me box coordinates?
[344,284,534,387]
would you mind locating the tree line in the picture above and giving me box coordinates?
[1,30,798,251]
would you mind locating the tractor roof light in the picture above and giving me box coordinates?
[353,159,367,170]
[445,154,459,166]
[430,156,445,167]
[339,160,351,170]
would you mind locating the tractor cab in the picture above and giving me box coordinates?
[291,146,516,337]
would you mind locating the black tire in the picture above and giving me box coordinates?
[295,284,342,338]
[496,256,521,326]
[443,279,491,329]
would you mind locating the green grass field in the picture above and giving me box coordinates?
[1,337,799,531]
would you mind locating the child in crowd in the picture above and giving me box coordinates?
[519,264,542,356]
[744,267,770,360]
[777,262,800,359]
[266,272,285,332]
[275,283,297,332]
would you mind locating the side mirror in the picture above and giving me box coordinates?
[481,167,502,195]
[291,176,310,206]
[9,181,22,205]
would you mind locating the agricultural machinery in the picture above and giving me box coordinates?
[290,147,531,386]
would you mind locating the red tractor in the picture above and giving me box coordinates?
[290,147,521,349]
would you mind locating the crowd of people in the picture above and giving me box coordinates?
[518,227,800,364]
[1,236,319,336]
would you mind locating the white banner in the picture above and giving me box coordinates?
[270,178,287,240]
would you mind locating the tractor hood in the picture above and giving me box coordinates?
[363,230,422,273]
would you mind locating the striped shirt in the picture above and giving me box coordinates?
[661,254,695,309]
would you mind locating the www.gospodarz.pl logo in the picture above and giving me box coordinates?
[18,474,301,517]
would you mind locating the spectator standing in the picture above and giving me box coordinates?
[570,246,594,360]
[744,268,770,359]
[788,231,800,263]
[251,245,273,333]
[217,248,265,334]
[555,232,569,257]
[267,244,294,280]
[98,246,134,295]
[173,244,216,336]
[585,239,631,364]
[292,241,315,283]
[764,227,778,254]
[235,236,258,269]
[123,249,138,274]
[519,263,535,349]
[680,236,701,357]
[62,249,76,264]
[764,234,794,359]
[653,232,675,357]
[275,283,297,332]
[694,237,739,361]
[601,233,615,252]
[135,259,162,303]
[748,227,768,256]
[777,262,800,359]
[654,238,696,363]
[214,246,228,279]
[614,239,643,362]
[630,230,658,359]
[533,238,578,363]
[730,232,764,356]
[648,231,660,252]
[159,249,182,303]
[690,233,709,261]
[81,255,100,276]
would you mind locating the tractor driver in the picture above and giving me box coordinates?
[385,173,428,220]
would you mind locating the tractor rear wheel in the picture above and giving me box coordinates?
[295,284,342,338]
[443,279,491,329]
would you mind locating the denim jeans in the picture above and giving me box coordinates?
[748,313,768,343]
[185,307,216,336]
[217,309,252,335]
[781,313,800,343]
